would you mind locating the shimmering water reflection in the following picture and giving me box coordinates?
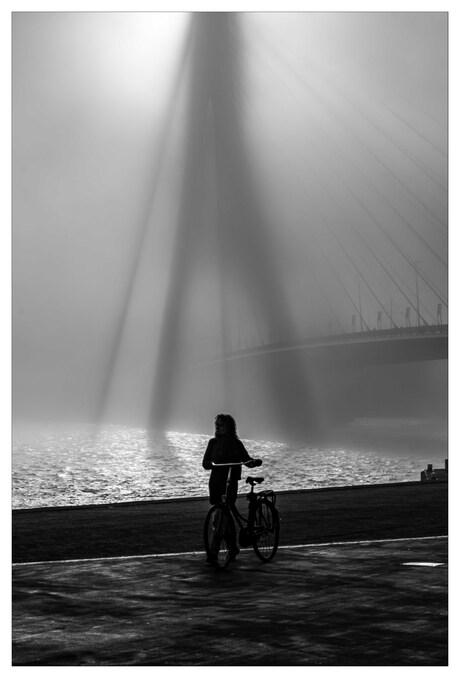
[12,422,446,509]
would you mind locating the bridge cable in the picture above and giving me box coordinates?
[308,233,372,332]
[241,68,446,325]
[315,200,432,326]
[314,179,438,324]
[246,43,448,309]
[272,44,448,266]
[254,30,448,236]
[258,25,448,194]
[295,132,442,322]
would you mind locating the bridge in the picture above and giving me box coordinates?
[182,323,447,441]
[142,14,448,437]
[211,324,448,368]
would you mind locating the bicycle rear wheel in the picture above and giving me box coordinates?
[204,505,235,569]
[252,499,280,562]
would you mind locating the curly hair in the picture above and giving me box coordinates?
[215,413,238,439]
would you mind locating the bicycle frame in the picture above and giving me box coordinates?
[211,461,271,537]
[205,460,280,566]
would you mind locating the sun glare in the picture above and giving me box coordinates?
[73,13,190,117]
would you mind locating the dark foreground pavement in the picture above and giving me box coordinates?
[12,481,448,665]
[13,538,447,666]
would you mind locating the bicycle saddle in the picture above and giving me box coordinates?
[246,476,264,485]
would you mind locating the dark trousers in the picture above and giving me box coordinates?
[209,476,238,505]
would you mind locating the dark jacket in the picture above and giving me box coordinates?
[202,435,252,484]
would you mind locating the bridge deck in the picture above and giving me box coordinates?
[204,324,448,365]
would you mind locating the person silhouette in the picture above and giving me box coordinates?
[202,414,260,563]
[202,413,258,505]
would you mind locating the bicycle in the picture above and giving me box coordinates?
[203,460,280,569]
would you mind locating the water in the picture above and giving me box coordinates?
[12,419,447,510]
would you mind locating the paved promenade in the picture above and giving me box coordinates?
[12,481,448,665]
[13,481,447,562]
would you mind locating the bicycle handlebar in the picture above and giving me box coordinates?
[211,460,262,468]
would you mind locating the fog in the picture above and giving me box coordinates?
[12,12,447,441]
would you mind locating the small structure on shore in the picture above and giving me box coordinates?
[421,459,448,482]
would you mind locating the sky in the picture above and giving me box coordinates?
[10,8,449,431]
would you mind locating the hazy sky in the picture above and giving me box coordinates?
[12,11,448,426]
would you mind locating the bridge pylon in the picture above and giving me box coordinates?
[150,14,317,437]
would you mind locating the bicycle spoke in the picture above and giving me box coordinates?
[204,505,235,569]
[252,499,280,562]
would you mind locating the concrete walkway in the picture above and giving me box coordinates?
[12,481,448,665]
[13,537,447,665]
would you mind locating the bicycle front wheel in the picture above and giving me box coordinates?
[204,505,235,569]
[252,499,280,562]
